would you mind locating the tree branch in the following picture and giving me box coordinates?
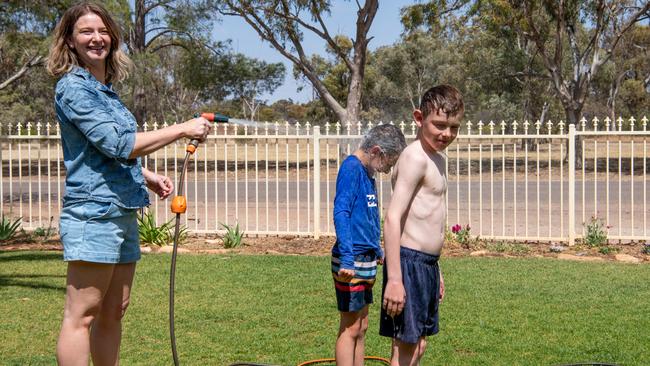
[149,41,192,53]
[145,29,177,48]
[219,1,345,119]
[310,1,354,69]
[0,55,45,91]
[144,0,176,15]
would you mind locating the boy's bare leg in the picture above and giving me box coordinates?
[57,261,116,366]
[335,305,370,366]
[390,337,427,366]
[90,263,136,366]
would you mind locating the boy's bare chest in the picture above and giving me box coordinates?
[421,163,447,195]
[421,154,447,195]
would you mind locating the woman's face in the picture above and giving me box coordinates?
[68,12,111,70]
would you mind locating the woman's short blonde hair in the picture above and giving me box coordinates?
[47,1,132,83]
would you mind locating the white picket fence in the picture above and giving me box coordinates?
[1,116,648,244]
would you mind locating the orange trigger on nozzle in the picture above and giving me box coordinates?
[171,196,187,213]
[200,113,215,121]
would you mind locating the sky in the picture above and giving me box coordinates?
[212,1,412,103]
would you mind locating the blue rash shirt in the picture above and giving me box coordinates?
[332,155,382,269]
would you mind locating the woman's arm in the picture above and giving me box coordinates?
[128,117,212,159]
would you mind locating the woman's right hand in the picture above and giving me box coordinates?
[183,117,212,142]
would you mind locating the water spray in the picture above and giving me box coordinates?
[166,113,389,366]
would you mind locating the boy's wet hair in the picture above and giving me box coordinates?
[360,124,407,158]
[419,85,464,119]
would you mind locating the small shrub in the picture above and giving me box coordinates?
[451,224,471,247]
[138,212,177,247]
[583,216,608,247]
[444,227,454,244]
[487,242,530,255]
[642,243,650,255]
[0,215,22,242]
[31,217,56,243]
[598,246,618,255]
[221,222,244,248]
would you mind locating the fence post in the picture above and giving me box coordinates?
[568,124,576,246]
[313,126,321,239]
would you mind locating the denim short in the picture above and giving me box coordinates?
[59,200,141,264]
[379,247,440,344]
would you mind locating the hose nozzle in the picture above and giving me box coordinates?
[187,112,230,153]
[199,112,229,123]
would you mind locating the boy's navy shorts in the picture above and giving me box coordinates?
[331,251,378,312]
[379,246,440,344]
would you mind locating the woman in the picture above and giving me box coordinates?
[46,2,211,364]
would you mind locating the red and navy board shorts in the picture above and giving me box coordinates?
[331,251,378,312]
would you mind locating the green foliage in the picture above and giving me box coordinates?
[30,216,55,243]
[137,211,188,247]
[0,215,21,241]
[486,242,530,255]
[451,223,471,247]
[3,1,649,127]
[138,212,172,246]
[399,1,472,35]
[642,243,650,255]
[366,32,456,121]
[598,246,618,255]
[444,227,455,243]
[220,222,244,249]
[583,216,608,247]
[0,32,55,126]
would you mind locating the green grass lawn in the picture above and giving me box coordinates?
[1,251,649,365]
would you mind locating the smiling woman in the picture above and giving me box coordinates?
[67,13,112,83]
[44,2,213,365]
[47,2,129,85]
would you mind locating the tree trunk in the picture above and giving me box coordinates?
[564,107,582,166]
[131,0,147,126]
[608,70,634,122]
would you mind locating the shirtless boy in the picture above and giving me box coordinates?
[379,85,464,365]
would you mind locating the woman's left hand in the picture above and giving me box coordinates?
[143,168,174,199]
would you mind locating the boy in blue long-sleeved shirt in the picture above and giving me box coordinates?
[331,124,406,366]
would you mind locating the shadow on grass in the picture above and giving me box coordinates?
[0,273,65,292]
[0,252,65,292]
[0,251,62,262]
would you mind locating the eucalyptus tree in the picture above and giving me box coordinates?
[366,32,458,121]
[600,25,650,121]
[0,0,131,91]
[402,0,649,124]
[127,0,226,123]
[0,0,71,91]
[0,1,128,125]
[480,0,649,161]
[217,0,379,123]
[226,53,286,121]
[389,0,547,124]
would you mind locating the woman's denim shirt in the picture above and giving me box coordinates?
[55,66,149,209]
